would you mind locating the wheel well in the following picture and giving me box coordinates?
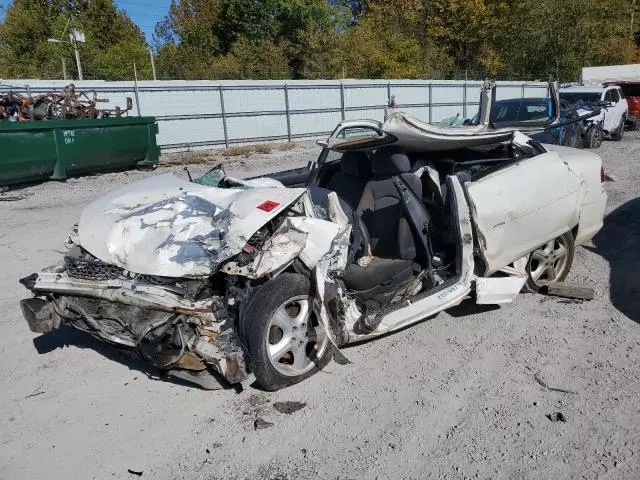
[571,224,579,240]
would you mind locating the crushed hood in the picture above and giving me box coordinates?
[78,173,306,278]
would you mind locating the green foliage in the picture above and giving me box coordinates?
[154,0,349,79]
[0,0,150,80]
[1,0,639,81]
[496,0,637,81]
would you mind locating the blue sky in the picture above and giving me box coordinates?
[114,0,172,42]
[0,0,172,43]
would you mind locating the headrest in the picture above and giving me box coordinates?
[340,151,372,178]
[372,146,411,176]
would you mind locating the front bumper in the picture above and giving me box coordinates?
[20,271,249,386]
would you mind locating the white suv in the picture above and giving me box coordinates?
[560,84,628,141]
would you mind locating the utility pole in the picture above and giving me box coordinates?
[72,36,83,80]
[48,19,84,81]
[133,62,142,116]
[69,30,84,80]
[631,0,637,45]
[148,47,157,81]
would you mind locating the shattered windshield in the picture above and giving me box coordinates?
[560,92,602,104]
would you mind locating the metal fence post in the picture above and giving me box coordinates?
[340,81,346,121]
[521,83,525,100]
[219,84,229,148]
[387,81,391,103]
[133,64,142,117]
[462,81,467,119]
[284,84,292,142]
[428,83,433,124]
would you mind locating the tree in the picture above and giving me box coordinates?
[0,0,151,80]
[497,0,637,81]
[154,0,348,79]
[336,1,453,79]
[328,0,368,25]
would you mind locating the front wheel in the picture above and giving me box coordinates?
[584,125,603,149]
[524,231,575,293]
[240,273,332,391]
[611,117,626,141]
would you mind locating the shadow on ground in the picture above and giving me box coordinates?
[32,326,231,390]
[589,197,640,323]
[446,299,500,318]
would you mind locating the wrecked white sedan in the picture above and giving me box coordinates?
[19,85,607,391]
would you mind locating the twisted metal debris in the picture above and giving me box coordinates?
[0,83,132,121]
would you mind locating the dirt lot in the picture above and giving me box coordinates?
[1,136,639,480]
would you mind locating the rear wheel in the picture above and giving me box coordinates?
[241,273,332,391]
[524,231,575,293]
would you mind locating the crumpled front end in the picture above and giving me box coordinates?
[20,252,249,387]
[19,173,354,389]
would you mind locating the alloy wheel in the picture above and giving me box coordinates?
[527,237,571,287]
[266,295,329,377]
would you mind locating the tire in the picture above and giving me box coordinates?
[524,231,575,293]
[611,117,626,141]
[240,273,332,391]
[583,125,603,149]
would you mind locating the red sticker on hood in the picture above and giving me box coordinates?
[257,200,280,212]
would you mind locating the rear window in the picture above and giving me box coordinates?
[560,92,602,104]
[617,84,640,97]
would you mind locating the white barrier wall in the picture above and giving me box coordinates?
[0,79,548,151]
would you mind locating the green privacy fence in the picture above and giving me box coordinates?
[0,116,159,185]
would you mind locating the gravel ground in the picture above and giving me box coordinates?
[1,135,639,480]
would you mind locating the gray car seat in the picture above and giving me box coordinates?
[342,146,424,312]
[357,146,423,260]
[325,151,373,209]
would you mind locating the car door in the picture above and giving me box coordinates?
[610,88,627,126]
[464,134,582,274]
[603,89,617,132]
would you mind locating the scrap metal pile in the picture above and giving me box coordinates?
[0,83,133,121]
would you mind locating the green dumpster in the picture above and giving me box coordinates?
[0,116,160,185]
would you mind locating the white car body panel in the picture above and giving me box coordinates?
[475,277,527,305]
[465,149,582,274]
[78,173,306,278]
[381,113,516,151]
[327,81,560,153]
[543,145,608,245]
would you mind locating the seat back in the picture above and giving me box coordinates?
[356,147,422,260]
[325,151,372,209]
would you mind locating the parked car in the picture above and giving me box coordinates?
[560,85,628,141]
[19,82,607,391]
[466,97,602,149]
[605,81,640,130]
[536,99,605,149]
